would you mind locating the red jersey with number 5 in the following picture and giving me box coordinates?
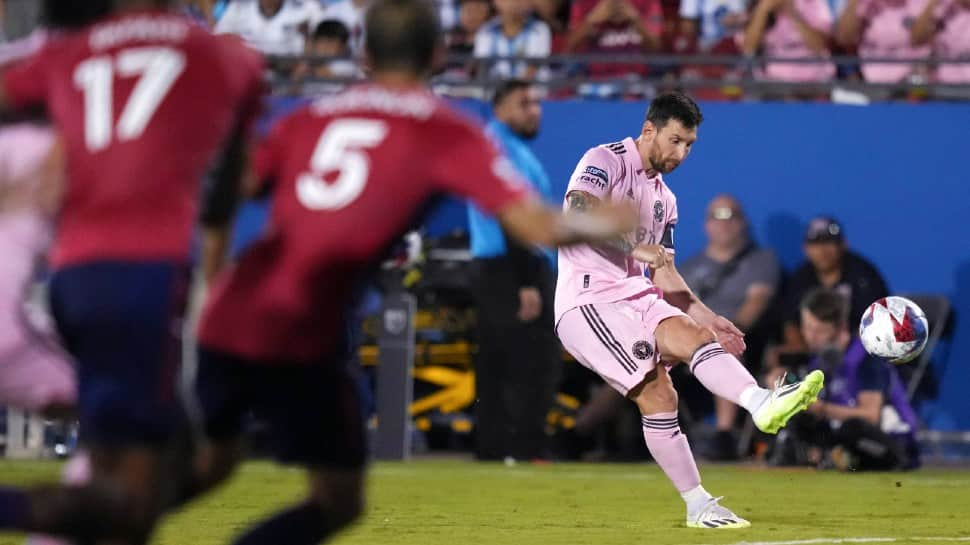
[198,84,529,363]
[1,10,264,268]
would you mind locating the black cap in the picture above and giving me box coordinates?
[805,216,844,243]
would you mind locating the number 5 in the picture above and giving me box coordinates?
[296,119,388,211]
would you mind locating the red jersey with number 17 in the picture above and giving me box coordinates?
[198,85,530,363]
[1,10,264,268]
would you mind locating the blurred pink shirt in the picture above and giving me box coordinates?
[933,0,970,83]
[761,0,836,81]
[857,0,932,83]
[0,124,75,412]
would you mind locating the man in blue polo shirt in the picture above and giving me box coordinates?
[467,79,559,461]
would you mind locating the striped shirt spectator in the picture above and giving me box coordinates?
[474,0,552,79]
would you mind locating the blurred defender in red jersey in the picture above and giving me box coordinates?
[0,1,264,543]
[188,1,635,543]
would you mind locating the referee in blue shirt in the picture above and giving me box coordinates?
[468,80,560,461]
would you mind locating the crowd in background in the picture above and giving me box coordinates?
[1,0,967,99]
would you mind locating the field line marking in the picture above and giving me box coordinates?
[706,537,970,545]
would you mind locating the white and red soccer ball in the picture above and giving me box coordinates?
[859,296,929,365]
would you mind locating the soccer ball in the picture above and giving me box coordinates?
[859,297,929,364]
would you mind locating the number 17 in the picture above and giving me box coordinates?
[74,47,186,152]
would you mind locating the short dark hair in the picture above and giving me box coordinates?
[800,288,849,327]
[313,19,351,45]
[645,91,703,130]
[365,0,441,74]
[491,79,530,107]
[43,0,112,28]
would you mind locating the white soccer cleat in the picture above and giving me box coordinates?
[686,496,751,529]
[752,370,825,435]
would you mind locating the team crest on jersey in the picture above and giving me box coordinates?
[633,341,654,360]
[653,200,664,223]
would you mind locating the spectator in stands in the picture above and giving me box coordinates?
[437,0,460,31]
[565,0,664,84]
[319,0,370,55]
[658,0,682,51]
[911,0,970,86]
[474,0,552,79]
[680,195,782,460]
[777,288,920,471]
[835,0,932,83]
[468,80,559,461]
[768,217,888,381]
[675,0,747,99]
[292,19,362,93]
[439,0,491,90]
[742,0,836,83]
[182,0,216,26]
[447,0,492,55]
[215,0,323,56]
[678,0,748,54]
[533,0,571,52]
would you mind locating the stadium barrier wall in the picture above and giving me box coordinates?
[239,97,970,431]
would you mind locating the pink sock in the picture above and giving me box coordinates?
[690,342,761,409]
[642,411,701,493]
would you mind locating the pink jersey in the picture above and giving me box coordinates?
[933,0,970,83]
[857,0,932,83]
[760,0,835,82]
[0,125,56,261]
[0,124,75,412]
[555,137,678,323]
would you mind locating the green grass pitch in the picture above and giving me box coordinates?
[1,459,968,545]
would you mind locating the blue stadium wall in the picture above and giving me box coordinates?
[244,98,970,431]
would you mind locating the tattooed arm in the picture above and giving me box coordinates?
[566,190,671,269]
[566,190,636,254]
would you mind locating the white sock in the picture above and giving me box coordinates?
[739,385,771,414]
[681,484,714,515]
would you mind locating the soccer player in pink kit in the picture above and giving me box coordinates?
[0,34,89,545]
[556,92,824,529]
[0,124,74,414]
[911,0,970,84]
[0,31,74,417]
[0,123,90,545]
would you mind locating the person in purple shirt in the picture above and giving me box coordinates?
[785,287,920,471]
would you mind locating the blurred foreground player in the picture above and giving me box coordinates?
[191,1,636,543]
[0,1,264,543]
[556,92,824,528]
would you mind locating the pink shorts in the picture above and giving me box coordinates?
[0,309,76,411]
[556,294,686,397]
[0,220,75,411]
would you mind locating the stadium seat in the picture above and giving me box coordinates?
[899,293,951,402]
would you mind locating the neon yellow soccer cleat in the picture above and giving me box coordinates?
[752,370,825,435]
